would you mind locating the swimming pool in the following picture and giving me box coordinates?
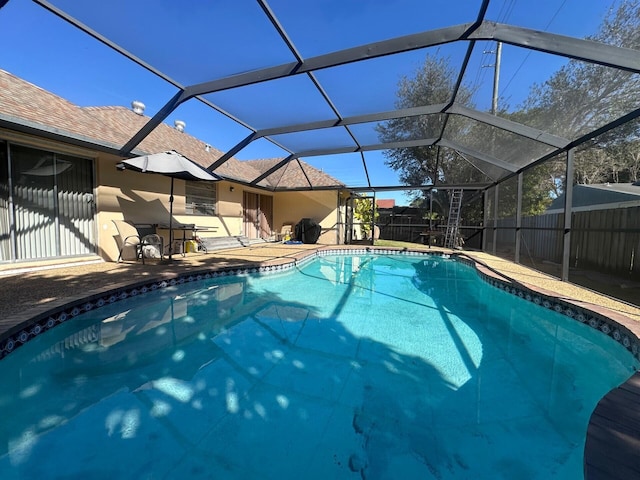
[0,252,637,479]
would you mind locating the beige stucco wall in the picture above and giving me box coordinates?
[97,153,346,260]
[98,153,248,260]
[216,183,244,237]
[272,190,344,244]
[0,130,346,262]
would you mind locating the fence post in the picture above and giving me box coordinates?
[562,149,574,281]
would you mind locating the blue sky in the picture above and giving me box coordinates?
[0,0,617,205]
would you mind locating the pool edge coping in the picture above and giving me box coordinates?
[1,246,639,364]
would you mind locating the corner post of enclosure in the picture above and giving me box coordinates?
[336,191,342,245]
[493,184,499,255]
[515,172,523,263]
[561,149,575,281]
[482,190,488,251]
[345,196,353,244]
[430,190,434,233]
[371,192,376,246]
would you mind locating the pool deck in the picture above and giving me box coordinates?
[1,243,639,478]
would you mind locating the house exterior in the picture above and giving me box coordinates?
[375,199,395,209]
[0,69,348,264]
[545,183,640,214]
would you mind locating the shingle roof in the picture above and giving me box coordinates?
[376,199,396,209]
[0,69,344,190]
[245,158,343,189]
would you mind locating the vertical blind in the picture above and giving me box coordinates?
[0,143,95,262]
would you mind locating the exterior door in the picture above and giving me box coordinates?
[259,195,273,239]
[243,192,259,239]
[243,192,273,239]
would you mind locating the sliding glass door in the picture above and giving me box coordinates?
[0,142,96,262]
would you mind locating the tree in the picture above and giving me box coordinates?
[378,53,548,222]
[518,0,640,186]
[353,197,378,239]
[381,1,640,227]
[376,55,483,191]
[614,140,640,181]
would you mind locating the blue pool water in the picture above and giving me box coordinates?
[0,254,637,479]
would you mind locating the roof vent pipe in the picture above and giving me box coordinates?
[174,120,186,132]
[131,100,145,115]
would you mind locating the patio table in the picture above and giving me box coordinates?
[419,230,444,248]
[155,224,216,255]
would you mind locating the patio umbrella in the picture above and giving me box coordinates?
[117,150,221,260]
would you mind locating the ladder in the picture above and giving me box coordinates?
[444,189,463,249]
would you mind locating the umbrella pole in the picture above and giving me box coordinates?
[168,177,174,261]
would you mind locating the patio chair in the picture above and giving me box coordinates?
[274,224,293,242]
[113,220,163,264]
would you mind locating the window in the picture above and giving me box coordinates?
[186,181,217,215]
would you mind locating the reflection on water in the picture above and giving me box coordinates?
[0,255,637,479]
[0,280,247,459]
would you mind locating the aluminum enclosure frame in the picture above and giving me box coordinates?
[32,0,640,194]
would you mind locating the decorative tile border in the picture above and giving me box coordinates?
[1,247,638,363]
[0,262,294,359]
[457,254,640,362]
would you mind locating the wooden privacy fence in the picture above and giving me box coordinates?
[571,206,640,277]
[495,206,640,278]
[520,214,563,265]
